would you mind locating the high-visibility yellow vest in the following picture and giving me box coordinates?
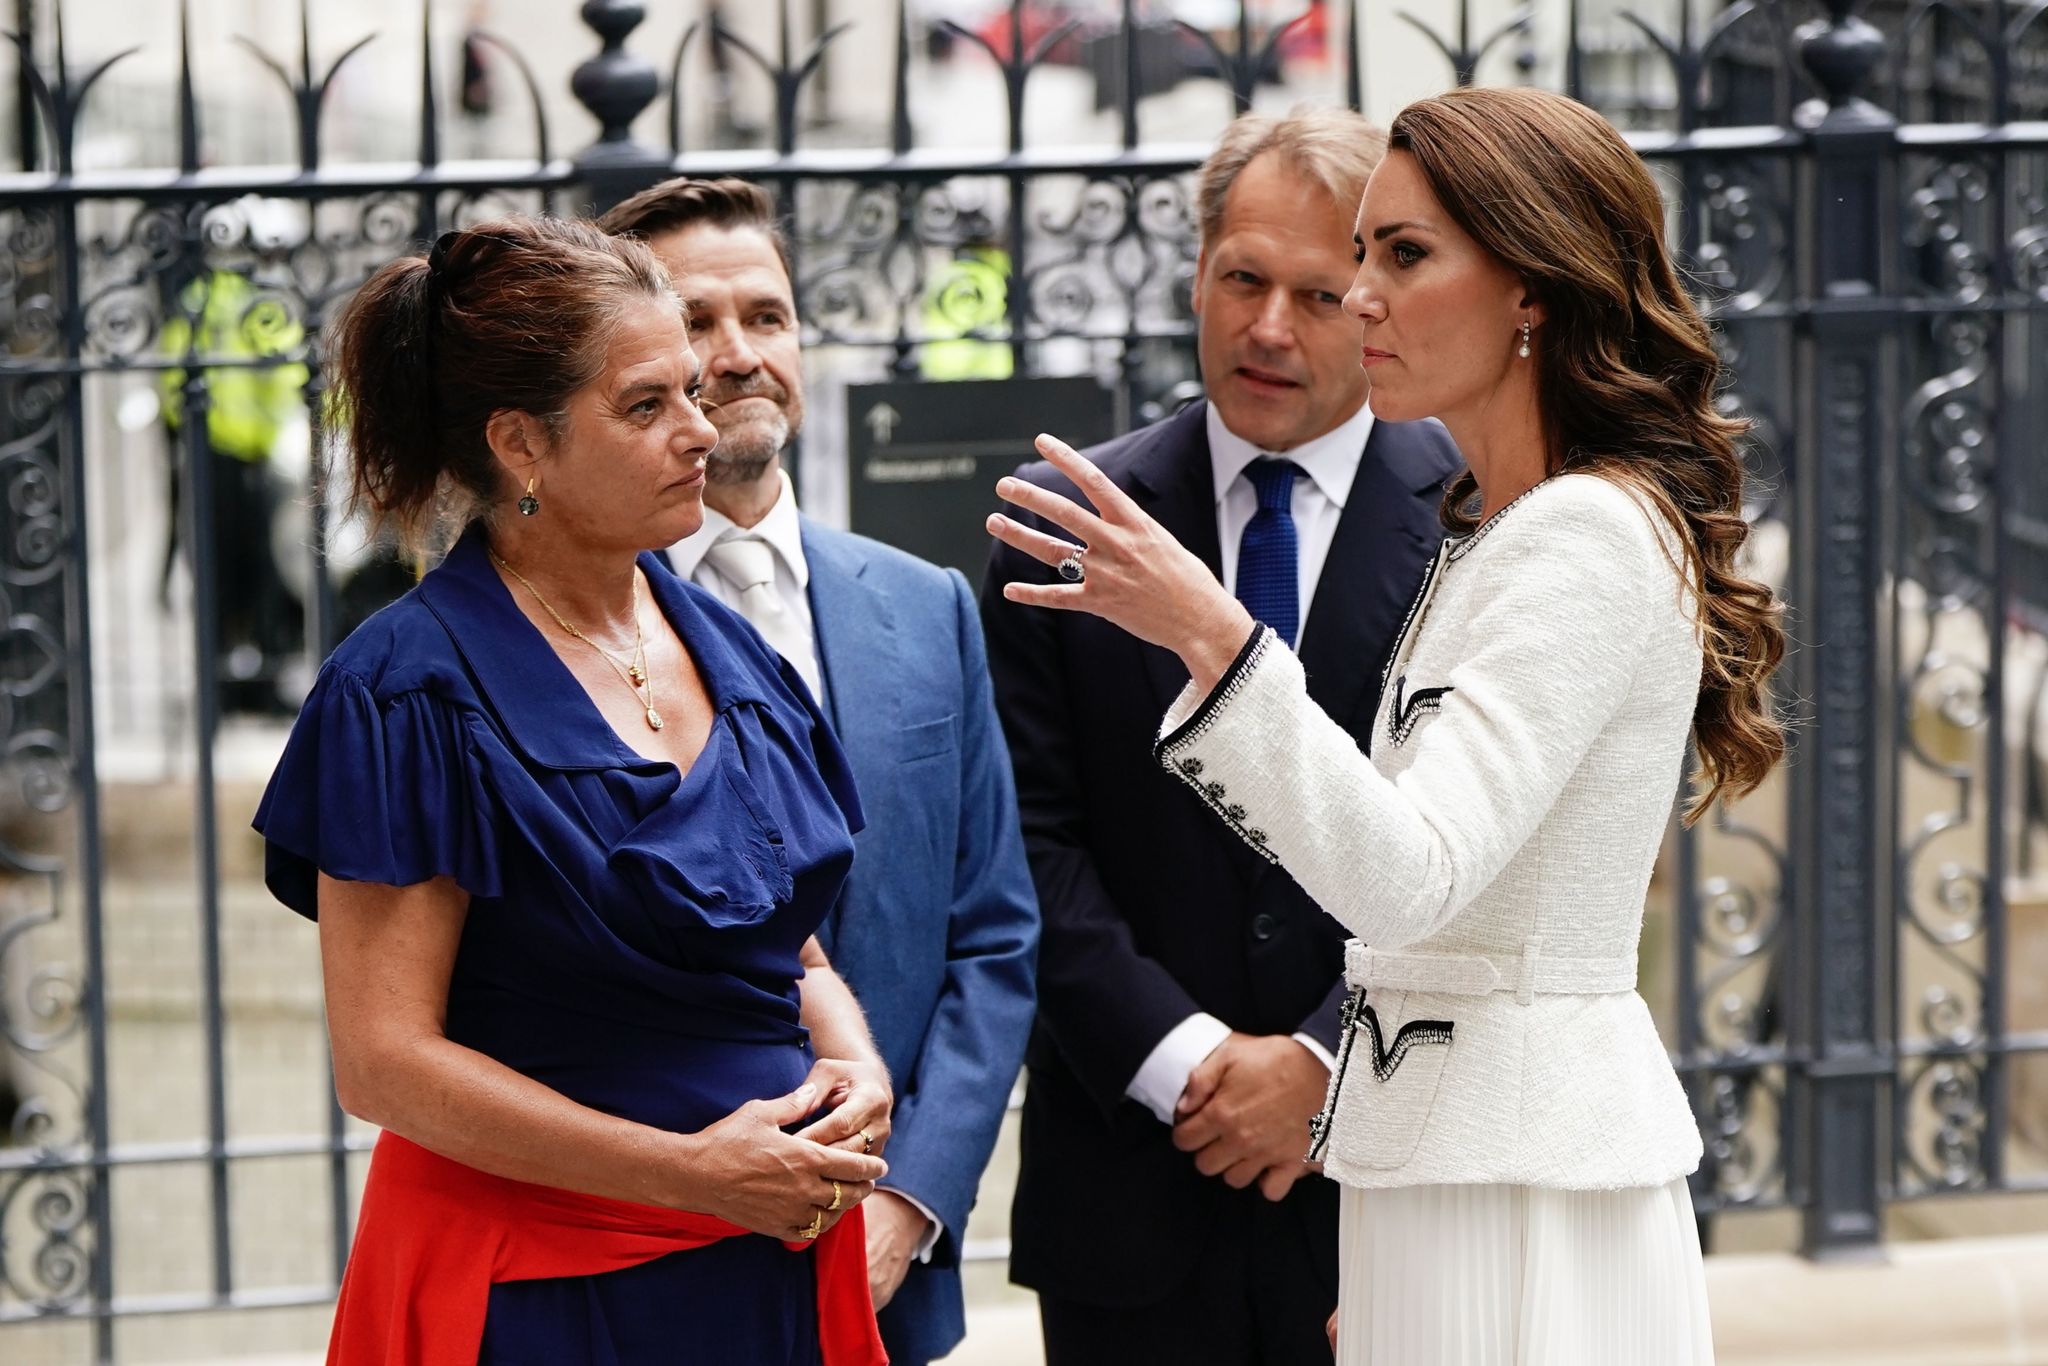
[160,270,308,462]
[920,246,1015,381]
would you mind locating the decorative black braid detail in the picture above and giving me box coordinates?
[1306,989,1455,1162]
[1386,676,1455,748]
[1445,478,1554,562]
[1307,988,1365,1162]
[1155,624,1271,760]
[1366,547,1444,759]
[1356,1004,1455,1081]
[1170,755,1280,866]
[1152,627,1284,862]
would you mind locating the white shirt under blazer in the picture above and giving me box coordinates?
[1156,473,1705,1193]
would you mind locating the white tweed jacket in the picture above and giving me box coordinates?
[1155,474,1705,1192]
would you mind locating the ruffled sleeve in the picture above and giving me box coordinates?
[252,664,503,919]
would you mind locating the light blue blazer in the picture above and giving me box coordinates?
[802,519,1040,1366]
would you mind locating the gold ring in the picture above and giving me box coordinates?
[801,1209,824,1241]
[827,1180,844,1213]
[859,1128,874,1155]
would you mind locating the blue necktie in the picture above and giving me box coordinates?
[1237,459,1302,648]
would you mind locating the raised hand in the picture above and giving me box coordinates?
[988,433,1258,695]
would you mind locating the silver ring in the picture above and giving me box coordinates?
[1057,549,1086,583]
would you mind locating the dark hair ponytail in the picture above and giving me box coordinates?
[324,216,674,554]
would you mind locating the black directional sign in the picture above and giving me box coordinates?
[846,377,1117,585]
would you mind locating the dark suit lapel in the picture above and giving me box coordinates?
[799,521,900,953]
[1126,404,1224,711]
[1297,421,1448,742]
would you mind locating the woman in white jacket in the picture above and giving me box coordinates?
[987,86,1785,1365]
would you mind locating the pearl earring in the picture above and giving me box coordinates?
[518,476,540,517]
[1518,320,1531,359]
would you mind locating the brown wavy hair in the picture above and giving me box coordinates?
[1388,87,1784,820]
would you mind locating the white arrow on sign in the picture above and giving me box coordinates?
[865,401,901,445]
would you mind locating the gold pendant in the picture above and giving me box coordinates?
[629,665,646,686]
[646,706,664,731]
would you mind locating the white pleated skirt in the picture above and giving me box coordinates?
[1335,1178,1715,1365]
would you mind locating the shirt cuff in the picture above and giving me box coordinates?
[879,1186,945,1264]
[1290,1031,1336,1075]
[1126,1013,1234,1125]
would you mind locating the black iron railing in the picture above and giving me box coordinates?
[1,0,2045,1355]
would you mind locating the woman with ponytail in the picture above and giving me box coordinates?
[253,218,890,1364]
[987,86,1783,1364]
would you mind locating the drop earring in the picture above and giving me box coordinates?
[1518,320,1532,359]
[517,476,540,517]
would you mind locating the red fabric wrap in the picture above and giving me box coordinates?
[327,1132,887,1366]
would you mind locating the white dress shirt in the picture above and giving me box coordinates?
[1123,400,1376,1125]
[667,470,829,710]
[666,472,943,1260]
[1208,399,1376,648]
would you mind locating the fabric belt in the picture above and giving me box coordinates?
[325,1132,886,1366]
[1344,939,1636,1004]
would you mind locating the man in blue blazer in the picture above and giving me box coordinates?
[601,180,1040,1366]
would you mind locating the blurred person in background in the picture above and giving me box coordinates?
[158,196,308,715]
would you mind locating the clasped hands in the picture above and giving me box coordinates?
[1172,1031,1329,1202]
[799,1061,932,1311]
[685,1056,891,1245]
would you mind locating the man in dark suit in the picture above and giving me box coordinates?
[981,112,1461,1363]
[600,179,1040,1366]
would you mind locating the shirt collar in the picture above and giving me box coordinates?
[1205,399,1377,509]
[667,467,810,590]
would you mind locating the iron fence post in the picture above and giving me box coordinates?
[1790,0,1896,1261]
[570,0,668,213]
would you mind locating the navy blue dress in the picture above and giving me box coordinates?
[253,526,863,1366]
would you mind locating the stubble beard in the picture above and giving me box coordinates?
[705,412,793,487]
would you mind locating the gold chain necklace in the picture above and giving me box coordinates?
[491,551,664,732]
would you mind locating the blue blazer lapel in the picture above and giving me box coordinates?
[799,520,901,951]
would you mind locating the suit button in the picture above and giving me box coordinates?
[1251,913,1277,941]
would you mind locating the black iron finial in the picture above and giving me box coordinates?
[942,0,1080,155]
[893,0,913,156]
[1793,0,1890,128]
[1174,6,1313,115]
[1119,0,1141,148]
[177,0,200,173]
[1396,4,1531,89]
[418,2,439,168]
[233,1,375,172]
[712,1,854,158]
[5,0,140,176]
[571,0,660,155]
[464,30,553,165]
[1565,0,1584,100]
[1344,0,1363,114]
[1618,0,1705,133]
[665,21,701,155]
